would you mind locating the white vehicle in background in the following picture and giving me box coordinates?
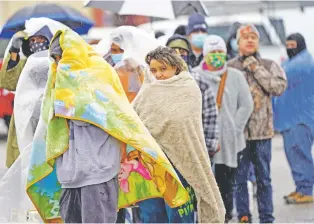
[139,13,287,64]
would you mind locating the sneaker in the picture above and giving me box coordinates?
[286,194,314,204]
[239,216,250,223]
[283,191,298,200]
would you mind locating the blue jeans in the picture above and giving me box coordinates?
[282,124,314,196]
[248,163,256,183]
[138,171,196,223]
[235,139,274,223]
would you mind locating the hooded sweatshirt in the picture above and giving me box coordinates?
[8,25,53,70]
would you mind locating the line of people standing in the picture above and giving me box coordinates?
[1,12,313,224]
[166,13,288,223]
[173,12,314,223]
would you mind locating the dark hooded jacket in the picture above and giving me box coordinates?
[286,33,307,59]
[8,25,53,70]
[226,22,241,60]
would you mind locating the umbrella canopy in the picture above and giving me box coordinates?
[84,0,208,20]
[0,3,94,38]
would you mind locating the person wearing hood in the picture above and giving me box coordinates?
[226,22,242,60]
[228,24,287,223]
[103,26,161,104]
[48,32,122,223]
[104,41,125,68]
[187,13,209,68]
[166,34,191,69]
[0,25,53,168]
[103,26,160,223]
[0,18,67,222]
[193,35,253,222]
[273,33,314,204]
[29,29,188,223]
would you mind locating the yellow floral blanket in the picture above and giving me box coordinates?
[26,29,188,222]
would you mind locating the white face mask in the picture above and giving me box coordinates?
[230,38,238,52]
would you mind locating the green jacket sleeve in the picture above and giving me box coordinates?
[0,53,27,91]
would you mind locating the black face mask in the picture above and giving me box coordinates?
[286,33,307,59]
[286,48,300,59]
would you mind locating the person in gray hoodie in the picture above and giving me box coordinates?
[192,35,254,223]
[50,33,121,223]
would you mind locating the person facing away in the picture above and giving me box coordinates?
[228,24,287,223]
[186,13,209,68]
[273,33,314,204]
[193,34,253,223]
[133,46,225,223]
[174,25,187,36]
[0,24,53,168]
[50,33,121,224]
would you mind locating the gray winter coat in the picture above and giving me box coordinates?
[193,66,254,167]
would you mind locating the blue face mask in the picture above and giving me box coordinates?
[111,53,123,65]
[191,33,207,49]
[230,38,238,52]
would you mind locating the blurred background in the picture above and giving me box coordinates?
[0,1,314,222]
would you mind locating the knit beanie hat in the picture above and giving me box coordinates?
[203,35,227,56]
[236,24,260,43]
[187,13,208,35]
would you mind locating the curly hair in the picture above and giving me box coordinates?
[145,46,187,75]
